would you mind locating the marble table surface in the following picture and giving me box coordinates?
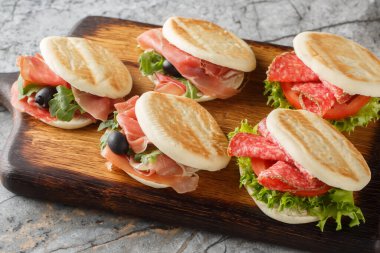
[0,0,379,252]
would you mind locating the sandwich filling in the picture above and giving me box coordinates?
[13,53,119,122]
[99,96,199,193]
[137,29,245,100]
[265,51,380,132]
[228,120,365,231]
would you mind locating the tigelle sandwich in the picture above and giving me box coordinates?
[137,17,256,101]
[100,91,230,193]
[264,32,380,132]
[11,36,132,129]
[228,108,371,230]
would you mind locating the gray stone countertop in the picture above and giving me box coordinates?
[0,0,379,252]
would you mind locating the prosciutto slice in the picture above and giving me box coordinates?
[72,87,119,121]
[137,29,243,99]
[17,54,68,87]
[114,96,149,154]
[154,72,186,96]
[102,146,198,193]
[11,81,55,123]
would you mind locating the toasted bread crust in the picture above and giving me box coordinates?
[294,32,380,96]
[163,17,256,72]
[267,109,371,191]
[135,92,230,171]
[40,36,132,99]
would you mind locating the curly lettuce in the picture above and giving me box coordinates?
[232,121,365,231]
[264,80,380,132]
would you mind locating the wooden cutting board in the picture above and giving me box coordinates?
[1,16,379,253]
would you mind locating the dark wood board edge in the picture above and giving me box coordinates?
[0,16,379,252]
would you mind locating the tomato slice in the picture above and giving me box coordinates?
[250,157,330,197]
[280,82,370,120]
[323,95,371,120]
[250,158,273,176]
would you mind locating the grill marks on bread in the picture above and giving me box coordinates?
[148,93,227,159]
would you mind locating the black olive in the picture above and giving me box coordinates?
[35,87,57,108]
[163,60,182,77]
[107,131,129,155]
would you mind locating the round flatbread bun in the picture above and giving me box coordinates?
[44,116,94,129]
[135,91,230,171]
[162,17,256,72]
[266,109,371,191]
[40,36,132,99]
[293,32,380,96]
[240,167,319,224]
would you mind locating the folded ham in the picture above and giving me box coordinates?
[137,29,243,99]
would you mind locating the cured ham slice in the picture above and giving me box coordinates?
[102,146,198,193]
[137,29,242,99]
[17,54,68,87]
[267,51,320,83]
[154,72,186,96]
[11,81,55,123]
[114,96,149,154]
[292,82,336,116]
[72,87,119,121]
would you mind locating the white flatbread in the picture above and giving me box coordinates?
[135,91,230,171]
[40,36,132,99]
[294,32,380,96]
[266,109,371,191]
[163,17,256,72]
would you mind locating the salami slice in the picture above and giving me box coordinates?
[267,51,320,83]
[321,79,352,104]
[228,133,291,162]
[291,82,336,116]
[257,161,328,192]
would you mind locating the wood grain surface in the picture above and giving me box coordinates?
[0,16,379,253]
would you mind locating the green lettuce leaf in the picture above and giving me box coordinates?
[180,78,201,99]
[134,149,162,165]
[232,121,365,231]
[332,98,380,132]
[264,80,380,132]
[98,111,119,151]
[98,111,119,131]
[138,50,164,76]
[48,86,83,122]
[17,75,43,99]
